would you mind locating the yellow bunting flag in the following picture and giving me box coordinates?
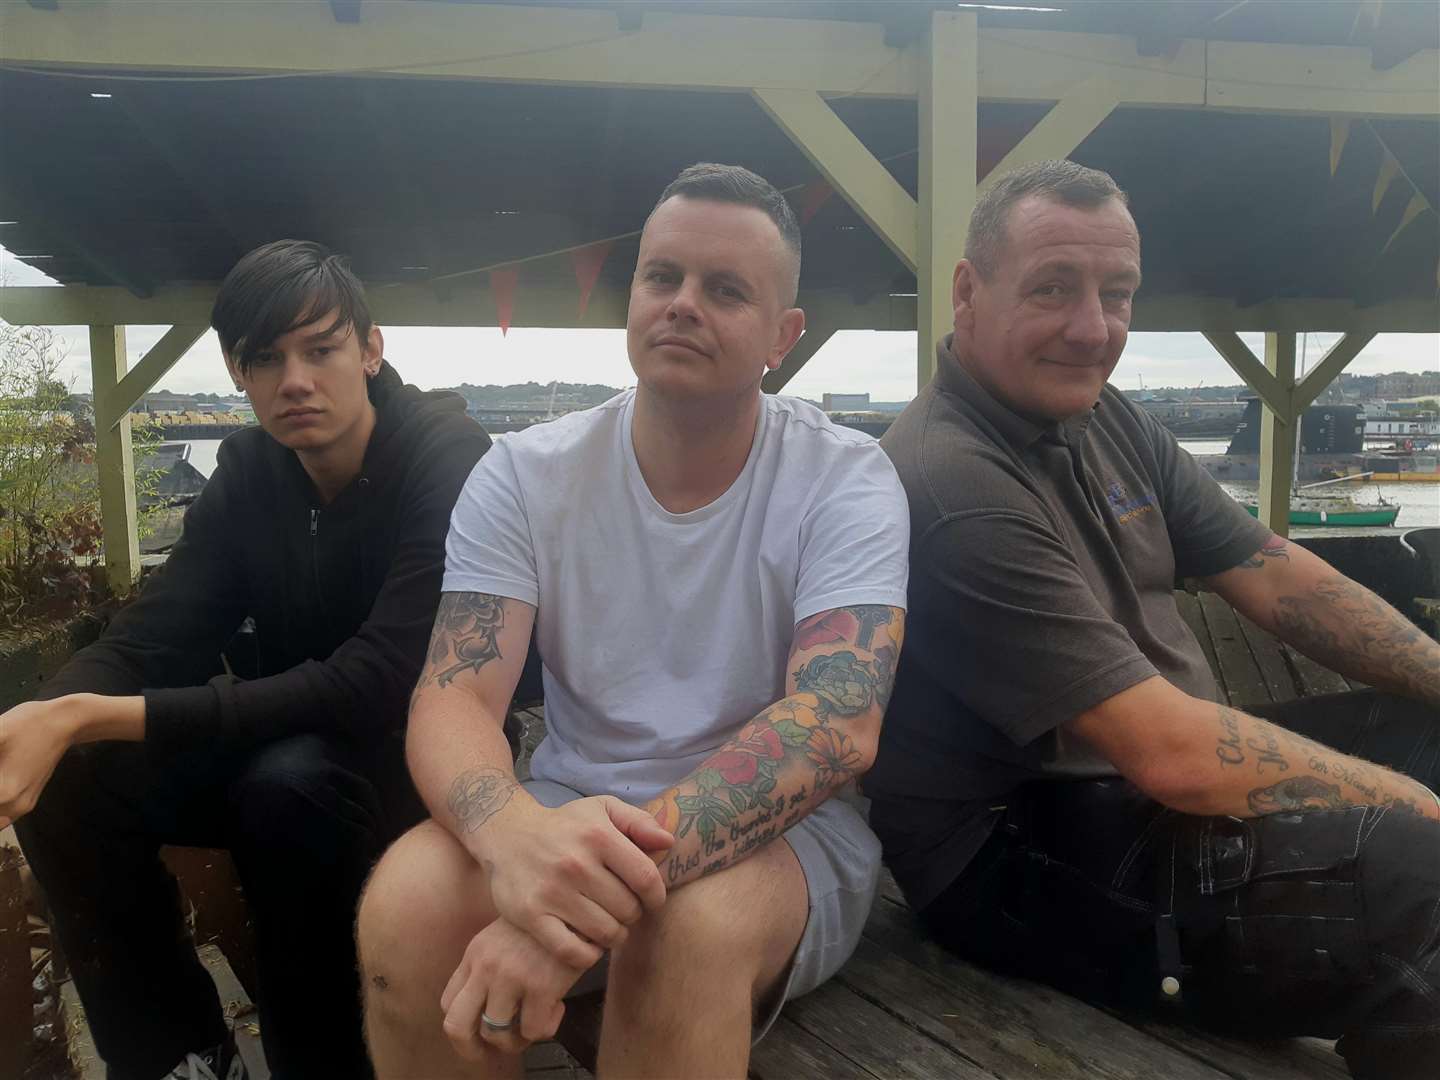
[1382,193,1429,253]
[1372,152,1401,214]
[1329,117,1350,176]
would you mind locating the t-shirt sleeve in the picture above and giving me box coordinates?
[911,507,1158,746]
[1141,410,1271,577]
[794,443,911,622]
[442,441,540,606]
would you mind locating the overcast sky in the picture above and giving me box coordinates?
[4,246,1436,403]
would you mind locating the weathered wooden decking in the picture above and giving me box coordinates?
[51,587,1358,1079]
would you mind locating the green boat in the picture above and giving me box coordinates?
[1243,495,1400,527]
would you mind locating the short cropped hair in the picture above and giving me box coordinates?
[650,163,802,305]
[965,160,1129,280]
[212,240,373,372]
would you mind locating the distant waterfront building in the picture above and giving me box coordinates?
[823,392,870,411]
[1376,372,1440,398]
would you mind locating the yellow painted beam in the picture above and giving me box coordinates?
[4,284,1436,339]
[0,284,917,332]
[1132,297,1439,334]
[89,325,139,592]
[0,1,918,98]
[917,10,977,389]
[1292,331,1376,414]
[102,324,208,428]
[1207,40,1440,116]
[979,29,1204,107]
[1201,330,1289,417]
[977,77,1118,195]
[762,327,834,395]
[1257,332,1297,539]
[751,89,919,271]
[5,3,1430,117]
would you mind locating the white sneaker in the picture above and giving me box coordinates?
[165,1040,247,1080]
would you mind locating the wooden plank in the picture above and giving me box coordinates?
[1198,592,1273,708]
[1234,611,1304,704]
[1279,643,1351,698]
[198,944,269,1079]
[861,899,1227,1080]
[838,937,1127,1080]
[1118,1016,1346,1080]
[750,1015,883,1080]
[1175,590,1225,703]
[779,979,992,1080]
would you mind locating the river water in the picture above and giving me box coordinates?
[178,436,1438,530]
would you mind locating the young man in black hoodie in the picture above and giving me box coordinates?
[1,240,491,1079]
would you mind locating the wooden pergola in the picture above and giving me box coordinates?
[1,0,1436,589]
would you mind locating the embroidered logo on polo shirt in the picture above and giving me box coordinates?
[1105,481,1156,524]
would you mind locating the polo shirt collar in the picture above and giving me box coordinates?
[933,334,1100,452]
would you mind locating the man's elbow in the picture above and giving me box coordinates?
[1129,755,1229,817]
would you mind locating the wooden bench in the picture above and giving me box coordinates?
[509,588,1358,1079]
[38,587,1367,1078]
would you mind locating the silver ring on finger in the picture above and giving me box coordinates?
[481,1011,517,1032]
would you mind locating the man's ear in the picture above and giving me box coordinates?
[363,326,385,376]
[765,307,806,373]
[952,260,979,333]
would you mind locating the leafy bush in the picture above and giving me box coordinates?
[0,325,157,626]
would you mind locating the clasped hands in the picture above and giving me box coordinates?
[441,793,674,1059]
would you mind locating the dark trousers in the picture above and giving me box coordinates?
[16,731,423,1080]
[920,691,1440,1080]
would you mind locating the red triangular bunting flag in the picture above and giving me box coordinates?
[570,241,613,321]
[490,269,518,336]
[799,180,833,226]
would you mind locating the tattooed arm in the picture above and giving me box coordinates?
[1202,534,1440,709]
[408,592,536,842]
[641,605,904,890]
[1067,675,1439,820]
[410,591,670,969]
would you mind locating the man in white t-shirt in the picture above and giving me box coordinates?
[356,163,909,1078]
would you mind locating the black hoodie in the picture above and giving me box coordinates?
[38,362,491,752]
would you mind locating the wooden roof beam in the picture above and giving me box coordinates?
[5,2,1431,117]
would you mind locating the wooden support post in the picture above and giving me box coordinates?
[976,77,1119,196]
[104,324,208,427]
[762,327,835,395]
[918,10,977,389]
[1292,331,1375,413]
[90,325,140,593]
[1257,331,1297,539]
[1201,330,1290,417]
[751,89,919,271]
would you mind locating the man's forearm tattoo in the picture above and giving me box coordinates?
[649,605,902,886]
[1217,706,1435,819]
[418,592,507,691]
[1272,576,1440,705]
[447,767,519,832]
[1236,534,1291,570]
[1247,775,1345,814]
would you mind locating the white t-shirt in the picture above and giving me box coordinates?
[443,390,910,804]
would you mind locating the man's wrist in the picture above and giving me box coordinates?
[64,693,146,744]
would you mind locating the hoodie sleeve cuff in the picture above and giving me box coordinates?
[142,681,232,750]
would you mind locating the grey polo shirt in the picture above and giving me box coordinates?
[868,337,1270,910]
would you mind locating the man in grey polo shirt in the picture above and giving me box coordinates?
[869,159,1440,1079]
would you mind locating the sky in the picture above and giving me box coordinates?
[3,245,1436,403]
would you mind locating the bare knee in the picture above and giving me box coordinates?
[357,820,495,1021]
[611,841,807,998]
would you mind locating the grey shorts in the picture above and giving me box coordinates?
[523,779,881,1041]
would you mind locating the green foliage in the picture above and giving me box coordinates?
[0,325,159,625]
